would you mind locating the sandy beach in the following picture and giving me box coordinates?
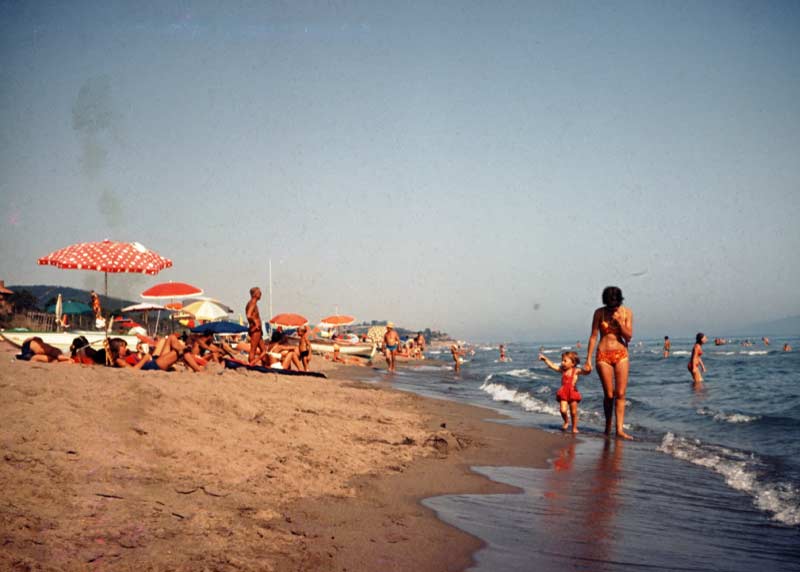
[0,341,565,571]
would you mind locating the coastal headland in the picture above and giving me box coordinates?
[0,341,565,571]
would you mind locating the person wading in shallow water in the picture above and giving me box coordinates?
[689,332,707,384]
[584,286,634,440]
[383,322,400,372]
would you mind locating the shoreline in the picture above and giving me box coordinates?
[0,343,566,571]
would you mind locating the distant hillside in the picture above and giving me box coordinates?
[738,314,800,337]
[9,284,136,312]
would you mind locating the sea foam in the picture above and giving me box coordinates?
[657,433,799,526]
[480,379,560,417]
[697,407,760,424]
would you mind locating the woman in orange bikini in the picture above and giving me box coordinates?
[584,286,634,439]
[688,333,707,383]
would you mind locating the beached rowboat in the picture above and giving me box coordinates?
[284,336,377,359]
[0,330,141,353]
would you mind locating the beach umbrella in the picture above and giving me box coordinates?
[121,302,168,313]
[366,325,387,344]
[46,300,92,315]
[141,281,203,299]
[54,294,62,328]
[191,321,248,335]
[38,239,173,296]
[319,314,356,327]
[269,313,308,328]
[182,299,233,322]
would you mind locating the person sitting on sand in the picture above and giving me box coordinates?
[384,322,400,372]
[16,337,71,363]
[688,333,707,384]
[108,335,204,372]
[265,331,302,370]
[188,331,232,363]
[539,351,590,434]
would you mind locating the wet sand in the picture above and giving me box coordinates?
[0,341,565,571]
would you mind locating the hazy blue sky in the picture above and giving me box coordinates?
[1,1,798,342]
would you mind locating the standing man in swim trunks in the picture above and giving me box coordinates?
[298,325,312,371]
[584,286,634,440]
[663,336,671,358]
[384,322,400,372]
[246,287,266,365]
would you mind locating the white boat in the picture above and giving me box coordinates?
[311,338,377,359]
[283,335,377,359]
[0,330,141,353]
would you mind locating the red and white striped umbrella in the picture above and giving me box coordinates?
[38,239,173,295]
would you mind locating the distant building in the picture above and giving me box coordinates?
[0,280,14,317]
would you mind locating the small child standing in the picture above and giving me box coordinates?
[539,351,590,433]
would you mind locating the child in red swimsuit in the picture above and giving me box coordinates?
[539,351,591,433]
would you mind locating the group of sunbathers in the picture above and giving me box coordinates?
[14,327,313,374]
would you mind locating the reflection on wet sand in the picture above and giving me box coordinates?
[542,438,625,568]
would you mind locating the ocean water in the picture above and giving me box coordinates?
[371,337,800,571]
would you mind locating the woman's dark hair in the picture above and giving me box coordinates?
[69,336,90,358]
[108,337,128,358]
[696,332,705,344]
[601,286,624,308]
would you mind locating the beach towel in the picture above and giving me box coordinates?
[223,358,327,379]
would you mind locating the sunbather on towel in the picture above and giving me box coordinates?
[108,336,204,372]
[16,337,71,363]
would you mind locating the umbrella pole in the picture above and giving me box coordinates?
[104,272,108,297]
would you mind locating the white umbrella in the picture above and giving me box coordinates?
[182,299,233,322]
[121,302,172,334]
[121,302,168,312]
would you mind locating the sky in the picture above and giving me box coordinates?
[1,1,799,342]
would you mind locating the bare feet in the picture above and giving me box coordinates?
[572,428,580,434]
[562,422,569,431]
[617,431,633,440]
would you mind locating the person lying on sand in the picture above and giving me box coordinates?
[187,332,238,363]
[323,344,368,366]
[16,337,71,363]
[69,336,107,365]
[108,335,204,372]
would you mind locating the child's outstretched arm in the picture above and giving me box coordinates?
[539,354,560,372]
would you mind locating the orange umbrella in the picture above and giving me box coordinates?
[141,281,203,299]
[269,313,308,328]
[320,314,356,327]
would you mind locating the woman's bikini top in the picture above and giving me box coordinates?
[599,308,623,336]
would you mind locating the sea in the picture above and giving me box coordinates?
[366,337,800,571]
